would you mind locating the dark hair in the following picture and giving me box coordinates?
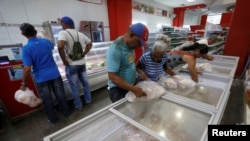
[181,43,208,55]
[20,23,37,37]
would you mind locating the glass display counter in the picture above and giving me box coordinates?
[44,98,214,141]
[178,55,239,78]
[43,54,237,141]
[52,41,112,99]
[163,71,233,111]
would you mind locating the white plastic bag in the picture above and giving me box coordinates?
[14,87,42,107]
[125,80,166,102]
[182,63,213,72]
[157,77,177,89]
[173,75,196,89]
[196,63,213,72]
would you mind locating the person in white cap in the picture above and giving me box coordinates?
[106,23,149,103]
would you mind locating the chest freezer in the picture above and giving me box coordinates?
[164,71,233,111]
[44,98,215,141]
[194,55,239,77]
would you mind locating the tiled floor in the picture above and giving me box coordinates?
[0,78,249,141]
[220,78,247,124]
[0,87,112,141]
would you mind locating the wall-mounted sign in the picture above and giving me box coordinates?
[8,65,23,80]
[132,1,170,18]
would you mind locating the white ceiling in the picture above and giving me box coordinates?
[154,0,211,7]
[154,0,236,15]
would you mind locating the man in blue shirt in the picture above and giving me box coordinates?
[106,23,148,102]
[20,23,70,123]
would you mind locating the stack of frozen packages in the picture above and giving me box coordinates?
[125,80,166,102]
[181,62,213,72]
[157,75,196,89]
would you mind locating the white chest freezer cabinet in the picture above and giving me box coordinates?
[194,55,239,77]
[44,55,235,141]
[44,98,215,141]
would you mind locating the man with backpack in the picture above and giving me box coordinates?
[58,16,92,111]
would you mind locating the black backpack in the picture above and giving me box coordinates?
[66,31,84,61]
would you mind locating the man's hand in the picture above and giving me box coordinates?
[20,85,27,91]
[139,71,148,81]
[132,87,147,97]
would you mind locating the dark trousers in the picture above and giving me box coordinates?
[36,76,70,123]
[108,87,128,103]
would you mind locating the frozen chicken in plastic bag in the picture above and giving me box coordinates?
[157,77,177,89]
[196,63,212,72]
[173,75,196,89]
[14,87,42,107]
[182,63,212,72]
[125,80,166,102]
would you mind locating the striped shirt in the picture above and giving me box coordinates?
[139,51,168,81]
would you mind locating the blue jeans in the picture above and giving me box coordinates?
[109,87,128,103]
[36,76,70,123]
[66,65,91,109]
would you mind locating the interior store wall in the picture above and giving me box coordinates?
[0,0,110,46]
[132,0,173,33]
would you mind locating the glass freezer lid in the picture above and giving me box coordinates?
[181,63,233,76]
[44,106,159,141]
[211,66,231,75]
[167,84,223,107]
[112,99,212,141]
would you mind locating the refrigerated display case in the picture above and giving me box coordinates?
[52,41,112,100]
[42,21,62,44]
[179,55,239,77]
[79,21,104,42]
[44,97,215,141]
[0,44,42,120]
[42,20,110,100]
[44,56,238,141]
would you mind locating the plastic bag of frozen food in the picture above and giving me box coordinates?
[14,87,42,107]
[125,80,166,102]
[157,76,177,89]
[196,63,212,72]
[182,63,212,72]
[173,75,196,89]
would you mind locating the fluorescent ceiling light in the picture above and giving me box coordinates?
[187,0,195,2]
